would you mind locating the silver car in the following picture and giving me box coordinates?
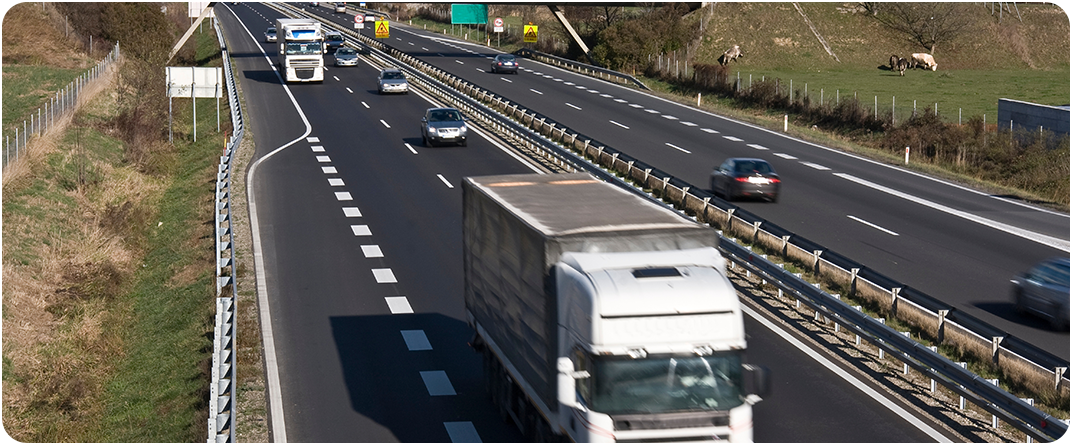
[377,68,408,94]
[334,47,358,66]
[264,27,277,43]
[1012,256,1070,330]
[421,108,468,147]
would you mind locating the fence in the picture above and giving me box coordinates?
[208,18,242,444]
[2,42,120,169]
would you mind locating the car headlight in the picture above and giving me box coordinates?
[427,127,437,133]
[459,126,467,134]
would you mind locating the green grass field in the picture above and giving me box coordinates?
[715,67,1069,124]
[2,65,86,130]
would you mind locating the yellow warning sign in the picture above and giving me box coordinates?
[375,20,389,39]
[523,24,538,43]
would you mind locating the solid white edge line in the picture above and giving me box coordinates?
[741,304,953,443]
[227,5,297,442]
[836,173,1069,251]
[847,215,900,236]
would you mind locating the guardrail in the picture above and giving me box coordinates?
[3,43,120,169]
[513,48,649,91]
[274,4,1069,441]
[208,18,242,444]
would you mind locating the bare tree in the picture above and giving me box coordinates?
[872,3,974,55]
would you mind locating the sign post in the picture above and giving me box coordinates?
[493,17,503,46]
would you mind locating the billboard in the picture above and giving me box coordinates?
[451,4,487,24]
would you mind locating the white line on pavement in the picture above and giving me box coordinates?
[665,142,692,154]
[437,174,454,189]
[610,120,630,130]
[848,215,900,236]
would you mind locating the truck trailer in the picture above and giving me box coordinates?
[463,173,769,442]
[275,18,324,82]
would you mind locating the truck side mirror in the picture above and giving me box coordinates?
[557,357,588,409]
[743,364,770,399]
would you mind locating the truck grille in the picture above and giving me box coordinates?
[290,59,321,68]
[612,411,729,431]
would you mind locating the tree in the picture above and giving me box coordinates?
[872,3,974,55]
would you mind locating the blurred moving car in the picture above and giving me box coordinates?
[334,47,358,66]
[334,2,347,13]
[1012,256,1070,330]
[421,108,468,147]
[490,54,518,74]
[710,158,781,202]
[264,27,277,43]
[377,68,408,94]
[325,31,345,51]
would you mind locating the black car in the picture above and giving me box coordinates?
[324,32,345,51]
[710,158,781,202]
[491,54,518,74]
[1012,256,1070,330]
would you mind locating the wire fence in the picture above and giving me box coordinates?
[2,42,120,170]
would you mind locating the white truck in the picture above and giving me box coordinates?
[463,173,769,443]
[275,18,324,82]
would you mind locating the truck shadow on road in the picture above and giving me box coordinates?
[329,313,525,443]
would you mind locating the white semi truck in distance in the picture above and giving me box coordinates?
[463,173,770,443]
[275,18,324,82]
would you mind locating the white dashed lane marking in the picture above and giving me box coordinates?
[665,143,691,154]
[530,89,543,95]
[723,136,743,142]
[437,174,454,189]
[351,225,372,236]
[801,162,831,171]
[662,115,679,120]
[848,215,900,236]
[322,166,337,174]
[566,103,582,110]
[420,371,456,396]
[380,120,391,128]
[361,245,384,258]
[385,296,413,314]
[346,87,353,94]
[335,192,353,201]
[311,145,325,152]
[747,144,769,150]
[343,207,362,217]
[444,422,482,443]
[774,153,798,160]
[362,102,369,109]
[701,128,719,134]
[307,137,320,143]
[328,178,345,186]
[372,268,397,284]
[629,104,644,108]
[681,121,697,127]
[500,77,512,83]
[405,143,418,154]
[400,330,432,351]
[316,155,331,163]
[644,109,659,114]
[614,99,627,103]
[610,120,630,130]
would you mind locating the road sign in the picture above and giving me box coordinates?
[493,17,503,33]
[375,20,389,39]
[523,24,538,43]
[354,14,364,29]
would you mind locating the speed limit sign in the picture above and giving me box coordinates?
[493,17,503,33]
[354,14,364,29]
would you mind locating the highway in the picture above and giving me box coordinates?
[218,3,959,442]
[305,5,1070,362]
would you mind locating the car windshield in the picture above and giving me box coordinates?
[337,48,356,55]
[587,352,745,415]
[381,72,404,80]
[734,161,773,175]
[327,34,343,42]
[267,28,276,34]
[428,110,462,122]
[285,41,323,55]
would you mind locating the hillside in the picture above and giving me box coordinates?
[691,3,1069,73]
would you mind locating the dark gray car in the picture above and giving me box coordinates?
[491,54,518,74]
[1012,256,1070,330]
[421,108,468,147]
[710,158,781,202]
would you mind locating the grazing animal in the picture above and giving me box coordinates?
[911,53,937,71]
[889,54,900,70]
[718,45,743,66]
[896,57,909,76]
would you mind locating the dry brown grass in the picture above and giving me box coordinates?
[1,3,94,68]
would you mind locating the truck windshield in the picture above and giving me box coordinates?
[588,352,744,415]
[285,42,323,55]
